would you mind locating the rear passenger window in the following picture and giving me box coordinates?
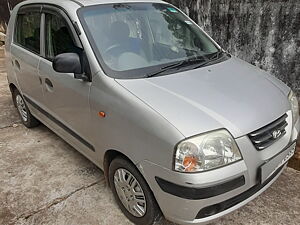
[15,12,41,54]
[45,13,77,60]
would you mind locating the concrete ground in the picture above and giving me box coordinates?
[0,46,300,225]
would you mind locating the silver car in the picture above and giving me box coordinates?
[5,0,299,224]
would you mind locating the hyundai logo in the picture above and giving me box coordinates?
[272,130,282,139]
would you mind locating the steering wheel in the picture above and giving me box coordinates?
[103,44,122,56]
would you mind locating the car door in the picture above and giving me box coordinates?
[38,6,94,156]
[11,5,44,105]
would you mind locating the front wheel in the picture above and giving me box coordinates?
[109,157,162,225]
[13,89,40,128]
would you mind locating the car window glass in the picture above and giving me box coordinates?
[15,12,41,54]
[45,13,77,60]
[79,3,220,78]
[148,12,197,50]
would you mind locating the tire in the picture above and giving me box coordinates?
[13,89,40,128]
[109,157,162,225]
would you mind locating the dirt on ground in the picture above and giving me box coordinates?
[0,46,300,225]
[288,140,300,170]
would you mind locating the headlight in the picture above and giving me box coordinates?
[174,129,242,173]
[288,90,299,127]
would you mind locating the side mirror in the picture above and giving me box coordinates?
[53,52,83,75]
[53,53,90,81]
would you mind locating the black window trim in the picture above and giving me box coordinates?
[13,3,92,81]
[14,4,43,56]
[41,5,83,61]
[39,4,92,81]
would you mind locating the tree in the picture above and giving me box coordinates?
[0,0,23,32]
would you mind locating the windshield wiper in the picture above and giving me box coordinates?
[193,50,224,69]
[146,50,225,78]
[146,61,184,78]
[146,56,206,78]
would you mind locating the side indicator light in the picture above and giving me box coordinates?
[98,111,106,118]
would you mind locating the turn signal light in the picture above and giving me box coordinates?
[98,111,106,118]
[183,156,197,172]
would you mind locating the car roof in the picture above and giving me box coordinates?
[76,0,165,6]
[18,0,165,7]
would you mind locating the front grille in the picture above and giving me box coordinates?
[248,113,288,150]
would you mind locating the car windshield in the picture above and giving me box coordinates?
[78,3,222,79]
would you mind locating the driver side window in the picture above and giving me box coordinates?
[45,13,77,60]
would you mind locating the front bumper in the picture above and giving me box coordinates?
[137,112,299,225]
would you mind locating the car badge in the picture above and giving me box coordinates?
[272,130,282,139]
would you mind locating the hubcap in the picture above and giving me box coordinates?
[16,95,28,122]
[114,168,146,217]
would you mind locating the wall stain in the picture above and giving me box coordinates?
[168,0,300,94]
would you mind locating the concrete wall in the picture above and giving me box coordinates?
[167,0,300,94]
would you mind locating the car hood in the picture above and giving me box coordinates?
[116,57,291,138]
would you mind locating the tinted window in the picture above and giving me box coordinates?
[15,12,41,54]
[45,13,77,60]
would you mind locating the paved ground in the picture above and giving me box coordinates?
[0,46,300,225]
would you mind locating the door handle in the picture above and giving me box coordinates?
[14,60,20,70]
[45,78,53,88]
